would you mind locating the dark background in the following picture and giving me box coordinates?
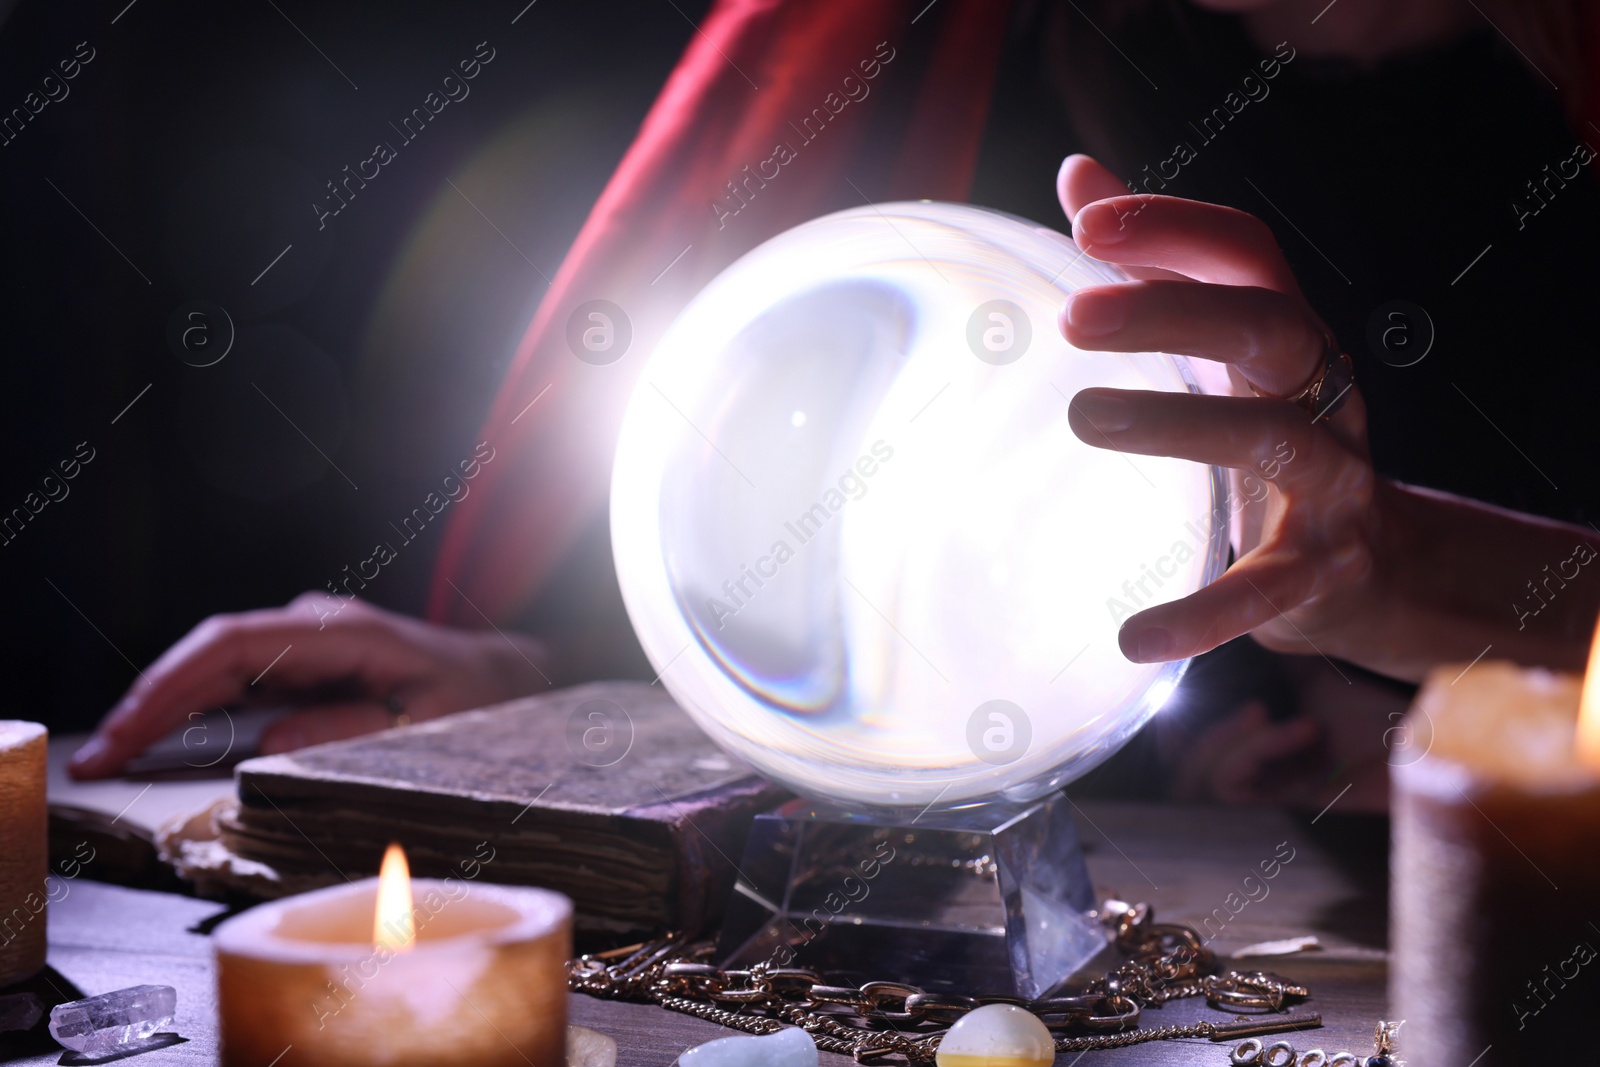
[0,0,715,731]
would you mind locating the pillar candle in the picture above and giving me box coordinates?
[0,721,48,987]
[1392,661,1600,1063]
[214,855,571,1067]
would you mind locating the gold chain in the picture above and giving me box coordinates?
[568,900,1320,1064]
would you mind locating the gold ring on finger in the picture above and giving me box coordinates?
[1252,331,1356,422]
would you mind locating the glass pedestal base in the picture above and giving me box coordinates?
[716,793,1107,998]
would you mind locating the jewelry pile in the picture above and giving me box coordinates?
[570,900,1321,1064]
[1228,1020,1404,1067]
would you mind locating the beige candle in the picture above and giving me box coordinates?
[0,721,48,987]
[215,845,571,1067]
[1393,655,1600,1063]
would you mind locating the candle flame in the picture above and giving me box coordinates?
[1578,620,1600,770]
[373,843,416,952]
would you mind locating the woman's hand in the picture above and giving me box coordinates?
[1056,154,1600,680]
[1058,154,1381,668]
[68,593,552,779]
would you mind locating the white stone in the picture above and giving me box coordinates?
[935,1004,1054,1067]
[567,1024,618,1067]
[677,1025,817,1067]
[1233,935,1321,958]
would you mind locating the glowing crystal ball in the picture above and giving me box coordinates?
[611,202,1227,810]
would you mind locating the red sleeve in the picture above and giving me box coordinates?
[429,0,1012,625]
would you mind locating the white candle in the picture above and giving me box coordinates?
[214,845,571,1067]
[0,721,47,987]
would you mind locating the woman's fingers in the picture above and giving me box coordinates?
[258,701,401,756]
[1072,194,1302,295]
[1068,388,1326,483]
[1068,386,1371,499]
[255,665,482,755]
[68,598,423,779]
[1117,547,1324,663]
[1067,387,1376,660]
[1057,154,1187,283]
[1063,280,1324,397]
[1057,153,1125,222]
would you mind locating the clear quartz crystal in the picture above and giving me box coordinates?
[48,985,176,1054]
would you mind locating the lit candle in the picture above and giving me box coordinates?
[1578,625,1600,765]
[214,844,571,1067]
[0,721,47,988]
[1392,638,1600,1064]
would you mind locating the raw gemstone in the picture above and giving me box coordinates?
[935,1004,1054,1067]
[0,992,43,1033]
[676,1026,817,1066]
[568,1024,618,1067]
[48,985,176,1055]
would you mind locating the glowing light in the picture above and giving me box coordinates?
[1577,621,1600,769]
[373,843,416,952]
[610,202,1226,809]
[1147,679,1178,713]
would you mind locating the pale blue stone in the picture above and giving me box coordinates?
[677,1026,817,1067]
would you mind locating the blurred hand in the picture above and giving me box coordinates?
[1056,153,1381,670]
[1166,701,1326,807]
[68,593,551,779]
[1166,661,1410,812]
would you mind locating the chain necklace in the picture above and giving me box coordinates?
[568,900,1320,1064]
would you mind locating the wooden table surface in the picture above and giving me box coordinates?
[0,800,1389,1066]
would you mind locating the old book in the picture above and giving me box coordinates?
[169,682,786,938]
